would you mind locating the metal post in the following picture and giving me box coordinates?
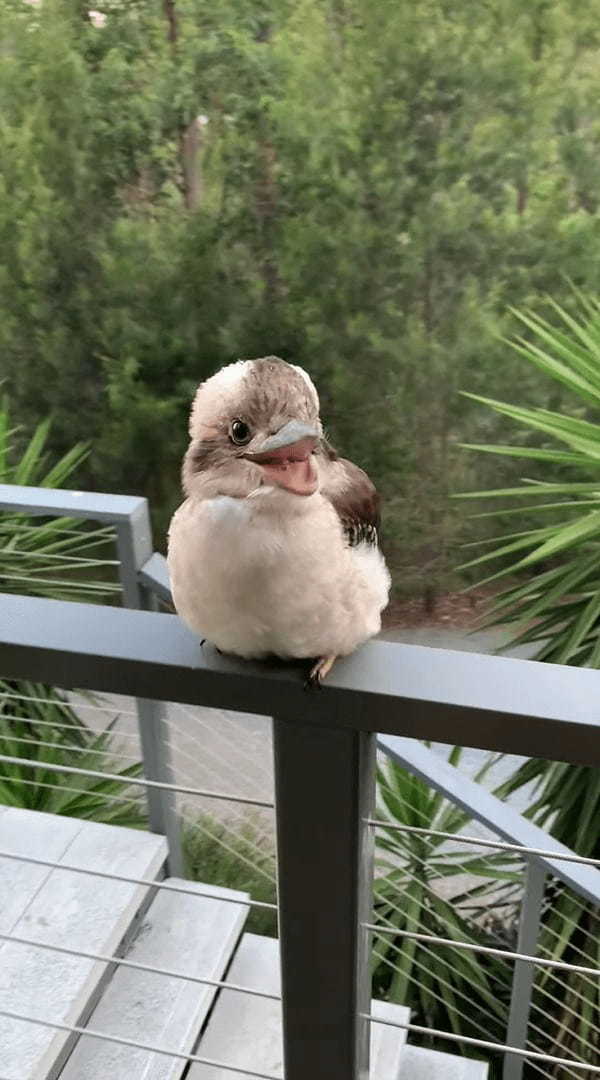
[273,718,375,1080]
[504,858,546,1080]
[115,506,183,877]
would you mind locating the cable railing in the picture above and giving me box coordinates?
[2,483,600,1080]
[370,846,599,1079]
[0,1007,283,1080]
[0,846,278,910]
[0,746,280,1078]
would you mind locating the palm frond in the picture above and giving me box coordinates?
[462,293,600,1073]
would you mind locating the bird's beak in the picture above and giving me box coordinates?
[242,420,320,497]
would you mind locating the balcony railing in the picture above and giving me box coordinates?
[1,483,600,1080]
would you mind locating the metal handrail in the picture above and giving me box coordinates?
[3,590,600,762]
[377,735,600,902]
[3,483,600,1080]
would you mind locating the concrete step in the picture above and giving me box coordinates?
[0,807,167,1080]
[59,878,249,1080]
[400,1045,489,1079]
[188,932,410,1080]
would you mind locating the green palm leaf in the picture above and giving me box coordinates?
[462,292,600,1071]
[0,404,144,829]
[373,752,514,1049]
[0,399,117,601]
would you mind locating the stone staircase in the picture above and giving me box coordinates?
[187,934,488,1080]
[0,807,489,1080]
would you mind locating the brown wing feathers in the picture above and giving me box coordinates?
[319,440,381,548]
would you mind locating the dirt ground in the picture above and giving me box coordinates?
[382,586,497,631]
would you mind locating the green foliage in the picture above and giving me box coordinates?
[497,757,600,1071]
[373,750,518,1059]
[183,814,278,937]
[0,397,117,601]
[0,396,139,828]
[7,1,600,581]
[0,682,146,827]
[460,295,600,1071]
[458,296,600,664]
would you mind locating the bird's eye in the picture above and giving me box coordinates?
[230,419,251,445]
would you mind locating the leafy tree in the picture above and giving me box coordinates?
[6,0,600,587]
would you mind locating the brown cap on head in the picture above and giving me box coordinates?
[189,356,319,439]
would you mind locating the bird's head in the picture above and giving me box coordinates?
[183,356,323,500]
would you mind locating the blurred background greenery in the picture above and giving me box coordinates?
[4,0,600,599]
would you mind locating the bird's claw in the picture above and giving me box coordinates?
[200,639,225,656]
[304,672,323,691]
[304,654,337,690]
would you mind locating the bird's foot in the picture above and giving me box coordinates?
[199,639,225,656]
[305,654,337,689]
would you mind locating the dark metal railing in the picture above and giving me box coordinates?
[2,483,600,1080]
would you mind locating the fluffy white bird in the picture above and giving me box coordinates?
[167,356,390,683]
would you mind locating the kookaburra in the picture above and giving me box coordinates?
[167,356,390,683]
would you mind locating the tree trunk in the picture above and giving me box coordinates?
[255,137,282,303]
[516,180,528,215]
[181,118,205,212]
[162,1,204,211]
[163,0,177,45]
